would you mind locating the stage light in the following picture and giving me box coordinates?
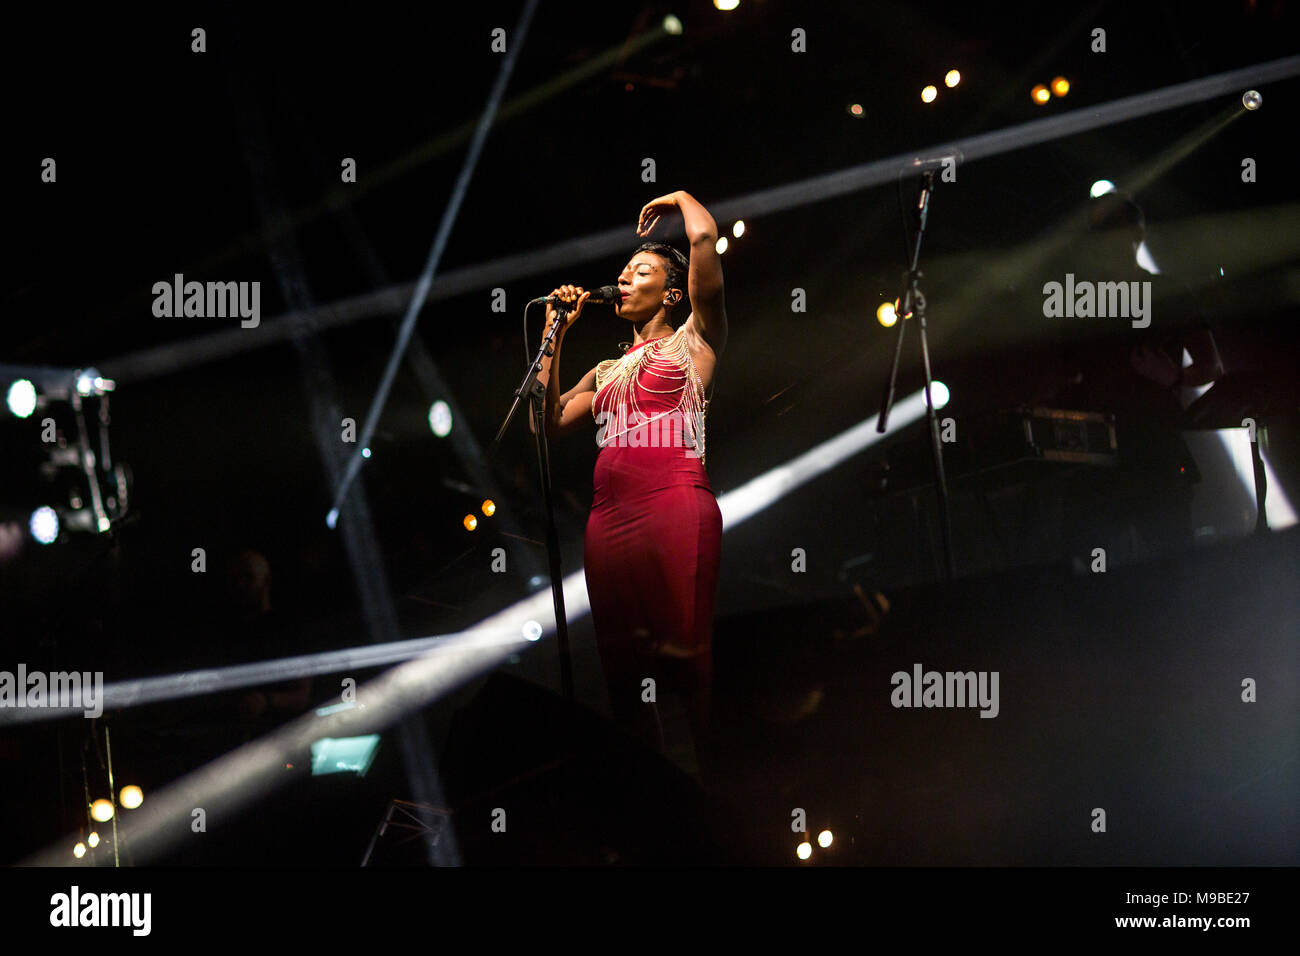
[463,514,478,531]
[1242,89,1261,110]
[945,70,961,88]
[481,499,496,516]
[1032,84,1050,104]
[73,842,86,859]
[362,447,371,459]
[1090,179,1116,198]
[921,85,938,104]
[929,380,950,409]
[87,832,100,848]
[30,507,58,545]
[714,0,739,10]
[523,620,543,642]
[6,379,36,418]
[326,508,339,529]
[1051,76,1070,97]
[662,14,683,35]
[120,785,143,810]
[848,103,864,117]
[1136,240,1161,275]
[90,799,114,822]
[732,220,745,238]
[715,236,729,254]
[310,735,380,777]
[818,829,833,847]
[429,400,453,437]
[796,841,812,860]
[877,301,898,327]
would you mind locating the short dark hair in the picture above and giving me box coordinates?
[633,242,690,323]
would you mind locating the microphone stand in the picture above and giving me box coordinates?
[877,168,956,582]
[491,306,573,700]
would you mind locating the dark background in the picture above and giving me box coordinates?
[1,0,1296,866]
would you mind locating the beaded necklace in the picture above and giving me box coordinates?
[593,325,710,463]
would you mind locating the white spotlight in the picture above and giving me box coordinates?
[429,400,453,437]
[1089,179,1116,198]
[30,507,59,545]
[662,14,683,34]
[928,380,950,409]
[1242,90,1261,111]
[7,380,37,418]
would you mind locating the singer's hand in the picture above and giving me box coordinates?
[544,285,589,336]
[636,191,681,237]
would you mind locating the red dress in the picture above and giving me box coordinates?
[583,325,722,740]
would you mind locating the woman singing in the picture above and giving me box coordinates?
[536,190,726,775]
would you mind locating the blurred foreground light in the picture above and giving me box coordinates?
[523,620,543,642]
[120,785,143,810]
[74,842,86,859]
[7,379,37,418]
[929,380,950,409]
[1051,76,1070,97]
[715,236,729,255]
[662,14,683,34]
[481,499,496,516]
[30,507,58,545]
[90,799,115,822]
[87,832,100,848]
[463,514,478,531]
[326,508,339,529]
[429,400,453,437]
[818,829,833,847]
[713,0,739,9]
[796,841,812,860]
[847,103,864,117]
[732,220,745,238]
[1090,179,1116,198]
[1032,84,1051,104]
[877,301,898,328]
[1242,89,1261,110]
[921,85,937,104]
[944,69,961,88]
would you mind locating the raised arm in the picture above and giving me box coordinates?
[638,190,727,352]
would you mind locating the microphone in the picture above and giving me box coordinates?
[530,285,621,306]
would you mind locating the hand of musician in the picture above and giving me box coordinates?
[636,191,682,236]
[1129,345,1180,388]
[544,285,590,337]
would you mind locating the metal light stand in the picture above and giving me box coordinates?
[878,169,956,582]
